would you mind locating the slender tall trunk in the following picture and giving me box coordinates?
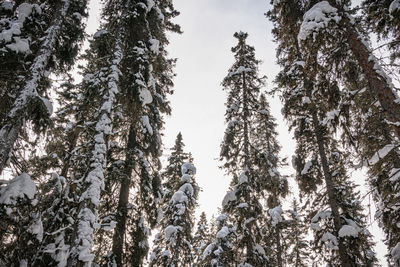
[112,125,137,266]
[241,70,255,263]
[308,100,351,266]
[0,0,71,174]
[272,194,283,267]
[328,0,400,138]
[68,40,122,267]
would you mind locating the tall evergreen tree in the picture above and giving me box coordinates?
[150,153,199,267]
[289,0,400,264]
[213,31,282,266]
[253,93,289,267]
[48,0,181,265]
[284,200,312,267]
[0,0,88,174]
[202,213,235,267]
[193,211,211,266]
[268,1,378,265]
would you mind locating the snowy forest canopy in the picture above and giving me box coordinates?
[0,0,400,267]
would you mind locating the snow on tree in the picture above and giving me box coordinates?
[202,214,235,267]
[106,1,181,265]
[283,200,312,267]
[0,173,44,266]
[281,0,400,264]
[213,31,280,266]
[268,1,378,265]
[362,0,400,73]
[0,0,88,174]
[150,158,199,267]
[340,55,400,266]
[193,211,211,266]
[297,0,400,139]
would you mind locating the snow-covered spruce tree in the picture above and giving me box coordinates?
[253,93,289,267]
[0,173,43,266]
[340,61,400,266]
[202,213,236,267]
[293,1,400,264]
[215,31,272,266]
[109,1,181,265]
[66,27,123,266]
[269,1,378,265]
[284,200,312,267]
[193,211,211,266]
[303,0,400,139]
[150,161,199,267]
[63,0,180,265]
[162,133,192,202]
[0,0,87,174]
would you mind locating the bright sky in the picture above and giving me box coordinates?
[85,0,388,264]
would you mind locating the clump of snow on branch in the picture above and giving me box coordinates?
[226,66,253,78]
[321,232,339,250]
[298,1,341,43]
[269,206,283,227]
[391,242,400,264]
[0,173,36,205]
[364,143,396,166]
[222,189,237,207]
[181,162,196,175]
[338,225,360,238]
[389,0,400,13]
[0,3,42,54]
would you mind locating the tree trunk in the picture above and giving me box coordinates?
[310,107,351,267]
[68,40,122,267]
[329,0,400,138]
[112,125,137,266]
[0,0,71,174]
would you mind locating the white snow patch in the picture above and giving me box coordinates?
[269,206,283,226]
[141,115,153,135]
[181,162,196,175]
[389,0,400,13]
[321,232,339,250]
[149,38,160,54]
[338,225,360,238]
[216,226,229,239]
[171,191,187,204]
[389,168,400,183]
[179,183,194,196]
[254,244,266,256]
[301,160,313,175]
[365,143,396,166]
[93,29,108,38]
[391,242,400,263]
[139,88,153,106]
[1,1,13,11]
[311,210,331,223]
[29,217,44,242]
[0,173,36,205]
[162,249,171,257]
[165,225,177,240]
[17,3,33,24]
[237,203,249,208]
[6,37,31,54]
[222,190,236,207]
[181,174,191,183]
[298,1,341,43]
[0,23,21,43]
[238,172,248,184]
[40,96,53,115]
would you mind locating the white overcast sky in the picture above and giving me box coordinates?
[85,0,387,264]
